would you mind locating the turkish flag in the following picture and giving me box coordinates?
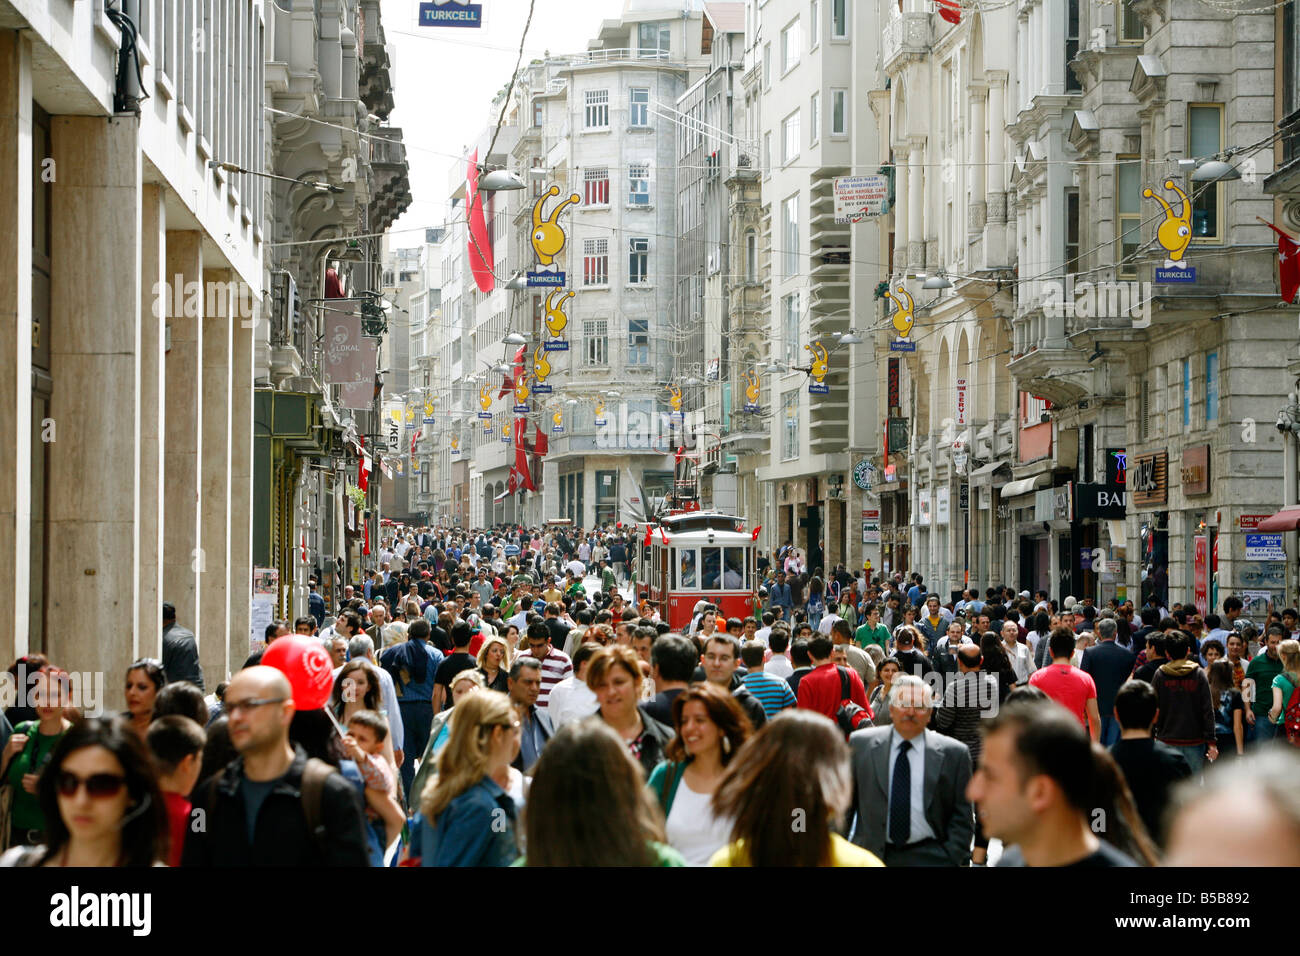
[363,520,370,556]
[358,442,371,493]
[1263,220,1300,304]
[752,525,762,542]
[466,151,495,294]
[301,531,308,564]
[659,527,671,545]
[532,427,549,458]
[937,0,961,24]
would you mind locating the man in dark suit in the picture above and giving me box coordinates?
[162,602,205,691]
[508,657,554,772]
[1080,616,1136,745]
[848,674,974,865]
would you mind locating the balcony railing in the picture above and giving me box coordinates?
[881,10,932,74]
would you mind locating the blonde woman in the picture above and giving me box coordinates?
[409,669,487,807]
[1267,639,1300,739]
[476,635,512,693]
[412,690,521,867]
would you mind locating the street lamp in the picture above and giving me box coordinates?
[505,273,529,291]
[1191,159,1241,182]
[209,160,343,194]
[837,330,864,345]
[478,169,526,191]
[921,272,953,290]
[503,331,527,346]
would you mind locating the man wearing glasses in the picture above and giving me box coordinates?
[182,666,370,866]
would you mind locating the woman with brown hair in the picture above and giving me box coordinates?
[587,645,674,778]
[709,709,884,867]
[516,720,684,866]
[646,682,752,865]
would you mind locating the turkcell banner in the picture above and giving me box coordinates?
[418,1,483,28]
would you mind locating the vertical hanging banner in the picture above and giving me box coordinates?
[418,1,483,28]
[323,304,365,384]
[384,402,403,456]
[542,290,574,350]
[337,339,378,409]
[532,347,554,393]
[806,342,830,394]
[955,379,968,426]
[528,186,581,287]
[886,287,916,351]
[743,368,761,413]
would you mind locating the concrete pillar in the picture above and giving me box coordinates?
[163,232,203,636]
[987,75,1007,222]
[200,269,233,684]
[907,142,924,271]
[228,297,255,673]
[968,88,987,233]
[47,115,141,689]
[0,31,33,664]
[139,185,166,655]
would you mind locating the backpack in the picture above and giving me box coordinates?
[835,666,871,738]
[206,758,336,856]
[1281,676,1300,747]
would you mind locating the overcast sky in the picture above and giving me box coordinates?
[380,0,629,247]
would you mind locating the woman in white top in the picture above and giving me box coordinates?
[647,683,754,866]
[1000,619,1037,685]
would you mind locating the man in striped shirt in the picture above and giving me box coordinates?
[525,621,573,710]
[739,642,796,718]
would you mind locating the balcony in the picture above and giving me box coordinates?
[369,127,412,234]
[358,0,395,119]
[881,10,932,76]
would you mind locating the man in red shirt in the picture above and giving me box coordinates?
[1029,627,1101,740]
[145,715,206,867]
[797,634,872,723]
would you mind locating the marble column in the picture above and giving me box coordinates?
[229,296,255,669]
[139,185,166,655]
[199,269,233,685]
[0,32,32,664]
[163,232,203,636]
[47,115,142,688]
[987,75,1008,223]
[907,141,925,271]
[968,88,987,235]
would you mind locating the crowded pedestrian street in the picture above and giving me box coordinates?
[0,0,1298,935]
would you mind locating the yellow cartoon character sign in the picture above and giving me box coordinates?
[451,435,460,453]
[423,399,436,424]
[552,409,565,434]
[743,368,761,412]
[513,373,530,412]
[666,384,683,420]
[543,290,575,351]
[502,421,513,444]
[805,342,830,394]
[885,286,916,352]
[532,347,553,393]
[594,397,607,426]
[528,186,581,287]
[1144,179,1195,278]
[477,383,493,420]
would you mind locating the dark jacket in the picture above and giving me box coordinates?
[732,685,768,730]
[162,622,204,691]
[1080,640,1137,716]
[308,591,326,628]
[512,704,555,772]
[602,707,674,778]
[1151,658,1215,745]
[182,746,371,867]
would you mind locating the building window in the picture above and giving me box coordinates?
[782,194,799,279]
[1116,155,1141,276]
[782,292,800,364]
[782,390,799,460]
[583,166,609,206]
[1139,377,1151,441]
[763,43,771,88]
[1182,358,1191,429]
[831,89,847,136]
[745,231,758,283]
[638,21,671,57]
[763,132,772,176]
[1204,351,1220,425]
[584,89,610,130]
[583,239,609,286]
[810,92,820,146]
[629,87,650,127]
[628,238,650,284]
[532,99,544,127]
[781,19,802,74]
[782,110,801,165]
[1188,104,1223,241]
[831,0,848,38]
[628,317,650,365]
[628,163,651,205]
[583,319,608,366]
[1065,0,1081,93]
[1065,189,1080,274]
[1120,0,1144,42]
[810,0,820,48]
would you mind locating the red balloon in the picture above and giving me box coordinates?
[260,635,334,710]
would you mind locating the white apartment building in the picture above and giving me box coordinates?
[752,0,884,575]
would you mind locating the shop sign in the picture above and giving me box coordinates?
[1053,483,1073,522]
[936,487,950,525]
[918,490,931,526]
[1194,536,1208,616]
[1239,514,1274,531]
[418,2,483,27]
[1130,452,1168,506]
[1106,449,1127,487]
[1244,533,1286,561]
[1181,444,1210,496]
[1075,482,1127,519]
[1240,562,1286,589]
[1034,488,1054,522]
[863,519,880,544]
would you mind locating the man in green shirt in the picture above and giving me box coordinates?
[1246,626,1285,745]
[855,603,890,652]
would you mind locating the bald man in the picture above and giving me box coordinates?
[183,667,370,867]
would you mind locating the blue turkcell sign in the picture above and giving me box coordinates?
[1155,267,1196,283]
[418,2,483,28]
[809,383,830,395]
[533,384,552,394]
[543,340,569,352]
[527,272,566,287]
[890,340,917,352]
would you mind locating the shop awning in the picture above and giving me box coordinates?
[1255,506,1300,531]
[1000,474,1048,499]
[969,461,1012,486]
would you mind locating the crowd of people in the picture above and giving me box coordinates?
[1,523,1298,868]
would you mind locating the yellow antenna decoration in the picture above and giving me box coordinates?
[744,369,760,405]
[514,373,530,404]
[666,384,682,413]
[531,186,582,266]
[533,346,551,384]
[479,384,492,411]
[805,343,829,384]
[1143,179,1193,263]
[885,287,915,339]
[544,290,575,338]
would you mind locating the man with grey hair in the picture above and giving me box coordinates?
[336,634,404,770]
[847,674,975,866]
[1080,615,1135,746]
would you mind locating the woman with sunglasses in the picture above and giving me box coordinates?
[0,717,168,867]
[2,667,74,848]
[123,660,166,739]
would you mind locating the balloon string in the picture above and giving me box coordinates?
[323,706,348,740]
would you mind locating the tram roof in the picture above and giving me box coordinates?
[658,512,746,533]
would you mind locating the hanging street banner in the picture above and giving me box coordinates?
[337,339,377,409]
[834,174,889,224]
[528,186,580,286]
[384,402,403,456]
[955,378,968,426]
[885,286,916,352]
[323,304,365,384]
[542,290,574,350]
[418,2,483,28]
